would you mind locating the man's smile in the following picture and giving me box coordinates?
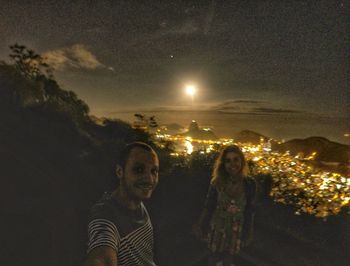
[135,182,154,191]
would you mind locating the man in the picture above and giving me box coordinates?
[86,142,159,266]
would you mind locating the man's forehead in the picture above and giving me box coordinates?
[127,147,159,164]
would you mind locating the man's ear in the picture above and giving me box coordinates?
[116,164,123,179]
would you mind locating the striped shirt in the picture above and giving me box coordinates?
[87,192,156,266]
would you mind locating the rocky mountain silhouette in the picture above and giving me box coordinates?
[181,120,218,140]
[272,136,350,164]
[233,129,269,144]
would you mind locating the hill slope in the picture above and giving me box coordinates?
[0,62,155,265]
[273,137,350,163]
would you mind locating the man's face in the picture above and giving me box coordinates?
[119,147,159,202]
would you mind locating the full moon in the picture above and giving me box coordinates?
[185,84,196,96]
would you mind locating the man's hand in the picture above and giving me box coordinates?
[85,246,117,266]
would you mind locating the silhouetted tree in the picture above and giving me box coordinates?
[133,113,158,130]
[9,43,54,80]
[4,44,91,123]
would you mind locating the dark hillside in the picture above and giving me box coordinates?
[0,61,155,265]
[273,137,350,167]
[233,130,269,144]
[0,90,109,265]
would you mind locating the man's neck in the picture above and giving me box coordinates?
[112,188,141,210]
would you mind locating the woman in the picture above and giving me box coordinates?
[194,145,256,266]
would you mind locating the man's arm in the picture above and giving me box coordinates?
[85,246,117,266]
[86,216,120,266]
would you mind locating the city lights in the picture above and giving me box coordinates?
[154,132,350,218]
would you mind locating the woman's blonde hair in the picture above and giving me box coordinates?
[211,145,248,188]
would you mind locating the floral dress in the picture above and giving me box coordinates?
[207,186,246,255]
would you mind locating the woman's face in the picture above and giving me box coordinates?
[224,151,242,177]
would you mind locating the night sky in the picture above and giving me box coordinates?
[1,0,349,142]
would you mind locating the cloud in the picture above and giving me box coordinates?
[216,99,265,107]
[108,105,213,115]
[42,44,113,71]
[212,99,264,112]
[108,100,305,117]
[252,108,303,114]
[137,20,199,44]
[212,99,305,115]
[173,20,199,34]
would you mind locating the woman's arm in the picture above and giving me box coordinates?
[242,177,257,247]
[193,184,218,238]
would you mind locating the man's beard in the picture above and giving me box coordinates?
[120,177,140,202]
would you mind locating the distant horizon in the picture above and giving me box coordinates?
[95,109,350,145]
